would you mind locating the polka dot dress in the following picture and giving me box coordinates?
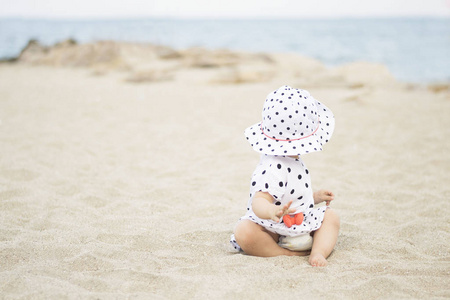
[230,155,327,251]
[230,85,334,252]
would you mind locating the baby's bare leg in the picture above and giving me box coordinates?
[234,220,308,257]
[309,208,340,267]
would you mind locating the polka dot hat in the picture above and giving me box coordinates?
[245,85,335,156]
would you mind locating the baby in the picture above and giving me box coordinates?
[231,85,340,267]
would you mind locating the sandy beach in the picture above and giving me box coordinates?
[0,41,449,299]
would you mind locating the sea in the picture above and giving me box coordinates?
[0,17,449,83]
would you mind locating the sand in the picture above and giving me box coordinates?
[0,41,449,299]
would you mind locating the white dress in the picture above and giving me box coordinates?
[230,155,327,251]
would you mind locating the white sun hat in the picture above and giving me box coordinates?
[245,85,335,156]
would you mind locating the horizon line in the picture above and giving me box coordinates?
[1,14,450,21]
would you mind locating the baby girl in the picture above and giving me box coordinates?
[230,85,340,267]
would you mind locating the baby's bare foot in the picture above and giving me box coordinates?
[309,253,328,267]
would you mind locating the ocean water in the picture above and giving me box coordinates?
[0,18,449,83]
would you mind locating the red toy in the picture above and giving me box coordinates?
[283,213,304,228]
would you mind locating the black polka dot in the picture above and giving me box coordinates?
[265,183,269,189]
[252,181,256,186]
[290,189,295,194]
[298,174,302,180]
[277,164,281,169]
[279,181,284,187]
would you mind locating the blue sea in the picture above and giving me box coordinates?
[1,18,449,83]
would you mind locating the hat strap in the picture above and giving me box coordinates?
[260,119,320,142]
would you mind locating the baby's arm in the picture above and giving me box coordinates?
[313,190,335,206]
[252,191,296,222]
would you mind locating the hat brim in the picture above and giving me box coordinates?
[244,99,335,156]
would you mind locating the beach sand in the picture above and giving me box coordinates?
[0,41,449,299]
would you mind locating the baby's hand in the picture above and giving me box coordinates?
[314,190,335,206]
[271,200,296,223]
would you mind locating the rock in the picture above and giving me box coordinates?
[125,69,174,83]
[15,39,127,69]
[154,45,182,60]
[428,83,450,93]
[54,39,77,47]
[17,39,49,64]
[182,48,274,69]
[182,48,240,68]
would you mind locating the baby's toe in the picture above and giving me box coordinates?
[309,253,328,267]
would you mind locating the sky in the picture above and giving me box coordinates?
[1,0,450,19]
